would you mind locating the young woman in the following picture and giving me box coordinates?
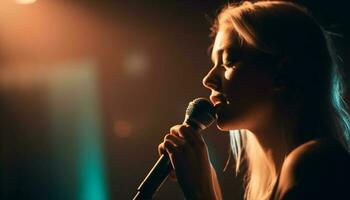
[158,1,350,199]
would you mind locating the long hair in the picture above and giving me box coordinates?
[211,1,350,200]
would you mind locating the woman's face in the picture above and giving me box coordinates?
[203,28,277,131]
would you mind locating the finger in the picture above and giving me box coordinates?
[158,141,177,170]
[169,125,182,137]
[164,133,186,146]
[171,124,198,146]
[159,133,180,155]
[163,139,178,154]
[158,138,178,156]
[158,143,166,156]
[170,124,191,138]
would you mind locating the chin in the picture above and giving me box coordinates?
[216,119,234,131]
[216,115,246,132]
[216,124,229,131]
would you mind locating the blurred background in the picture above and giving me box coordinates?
[0,0,348,199]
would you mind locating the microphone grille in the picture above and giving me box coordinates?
[185,98,217,130]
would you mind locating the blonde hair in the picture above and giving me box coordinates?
[229,130,277,200]
[213,1,350,200]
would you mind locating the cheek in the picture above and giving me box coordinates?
[217,68,275,130]
[225,68,273,100]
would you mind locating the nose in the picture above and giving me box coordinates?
[202,67,221,91]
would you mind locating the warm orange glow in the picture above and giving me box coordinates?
[114,120,132,138]
[15,0,37,4]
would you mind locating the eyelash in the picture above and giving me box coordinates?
[221,62,237,69]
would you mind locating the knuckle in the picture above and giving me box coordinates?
[164,133,171,140]
[163,140,172,148]
[158,143,164,150]
[158,143,165,155]
[178,125,187,133]
[170,125,181,134]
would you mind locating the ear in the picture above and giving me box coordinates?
[272,56,289,92]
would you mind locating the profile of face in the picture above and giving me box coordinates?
[203,28,278,132]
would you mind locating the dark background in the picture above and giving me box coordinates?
[0,0,349,199]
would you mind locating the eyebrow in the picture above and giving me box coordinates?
[211,45,238,64]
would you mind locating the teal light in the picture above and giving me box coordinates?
[76,71,108,200]
[47,61,109,200]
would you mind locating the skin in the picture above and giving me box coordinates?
[158,27,283,199]
[158,27,350,199]
[274,138,350,200]
[158,125,219,199]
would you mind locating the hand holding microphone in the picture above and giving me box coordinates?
[158,124,217,199]
[133,98,217,199]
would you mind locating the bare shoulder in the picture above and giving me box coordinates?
[282,138,350,176]
[276,138,350,200]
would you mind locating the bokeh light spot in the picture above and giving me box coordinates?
[15,0,37,4]
[114,120,132,138]
[122,52,150,78]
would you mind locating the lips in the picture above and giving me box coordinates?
[210,93,228,106]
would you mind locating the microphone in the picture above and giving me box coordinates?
[133,98,217,200]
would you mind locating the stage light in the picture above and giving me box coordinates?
[123,52,150,78]
[15,0,37,5]
[114,120,132,138]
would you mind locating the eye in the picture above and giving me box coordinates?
[221,61,237,69]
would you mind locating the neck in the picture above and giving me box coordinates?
[250,104,304,173]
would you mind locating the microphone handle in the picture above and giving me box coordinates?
[133,120,201,199]
[133,153,172,200]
